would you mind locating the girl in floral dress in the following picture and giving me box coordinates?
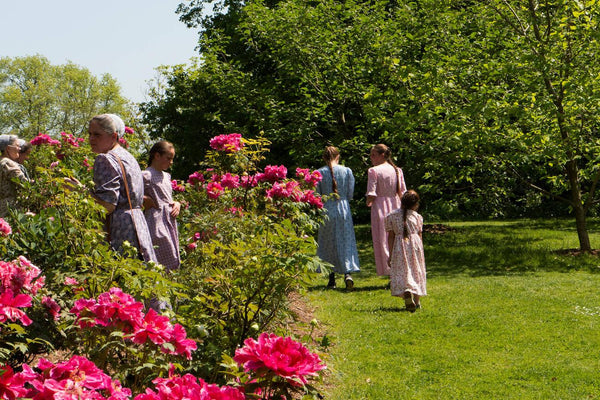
[143,141,181,271]
[385,190,426,312]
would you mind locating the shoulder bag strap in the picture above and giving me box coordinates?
[114,154,141,245]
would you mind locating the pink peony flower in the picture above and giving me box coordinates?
[234,332,326,385]
[0,218,11,236]
[256,165,287,183]
[30,133,61,147]
[42,296,61,321]
[240,175,258,188]
[187,171,205,186]
[206,182,224,199]
[220,173,240,189]
[0,290,33,326]
[25,355,131,399]
[83,157,92,171]
[0,365,30,400]
[0,257,43,296]
[64,277,79,286]
[209,133,244,153]
[187,242,197,251]
[136,372,244,400]
[301,190,324,209]
[60,132,85,148]
[125,126,135,134]
[171,180,186,192]
[118,137,129,148]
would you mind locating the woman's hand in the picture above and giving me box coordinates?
[63,177,83,191]
[170,201,181,218]
[366,195,376,207]
[143,195,157,210]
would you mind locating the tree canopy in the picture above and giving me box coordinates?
[0,55,131,138]
[144,0,600,249]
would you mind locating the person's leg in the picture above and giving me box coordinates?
[327,272,336,288]
[404,291,416,312]
[413,294,421,309]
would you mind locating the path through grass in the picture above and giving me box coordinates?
[306,219,600,399]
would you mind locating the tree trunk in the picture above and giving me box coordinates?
[566,160,591,251]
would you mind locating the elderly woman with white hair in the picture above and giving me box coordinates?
[0,134,28,217]
[88,114,157,263]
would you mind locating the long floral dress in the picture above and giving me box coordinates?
[143,166,180,270]
[93,146,157,263]
[366,162,406,275]
[316,165,360,274]
[385,209,426,298]
[0,157,26,217]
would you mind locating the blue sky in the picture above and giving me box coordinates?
[0,0,201,103]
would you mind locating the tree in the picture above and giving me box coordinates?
[150,0,600,246]
[0,55,131,138]
[438,0,600,250]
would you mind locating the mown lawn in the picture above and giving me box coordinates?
[306,219,600,399]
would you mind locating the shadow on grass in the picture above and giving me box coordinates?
[351,220,600,279]
[425,219,600,277]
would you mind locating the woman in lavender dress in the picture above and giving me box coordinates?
[143,141,181,270]
[88,114,157,263]
[366,144,406,276]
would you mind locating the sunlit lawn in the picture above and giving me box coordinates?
[306,219,600,399]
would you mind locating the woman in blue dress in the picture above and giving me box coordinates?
[316,146,360,290]
[87,114,157,263]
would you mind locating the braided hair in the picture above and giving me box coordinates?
[401,190,420,239]
[322,146,340,194]
[371,144,401,195]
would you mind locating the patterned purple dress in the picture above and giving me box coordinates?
[93,146,157,263]
[142,167,180,270]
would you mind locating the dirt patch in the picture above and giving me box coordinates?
[284,292,329,345]
[423,224,455,234]
[283,292,333,398]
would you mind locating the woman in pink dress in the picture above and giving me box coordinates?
[366,144,406,276]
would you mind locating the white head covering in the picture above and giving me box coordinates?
[107,114,126,138]
[0,134,18,153]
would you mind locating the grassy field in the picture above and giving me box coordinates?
[306,219,600,399]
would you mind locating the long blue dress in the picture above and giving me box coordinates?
[316,165,360,274]
[93,146,157,263]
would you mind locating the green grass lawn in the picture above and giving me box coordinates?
[306,219,600,399]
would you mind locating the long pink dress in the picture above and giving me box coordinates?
[385,209,426,297]
[366,163,406,275]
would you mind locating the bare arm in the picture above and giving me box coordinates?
[387,231,395,266]
[91,194,116,214]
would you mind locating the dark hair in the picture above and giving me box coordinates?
[322,146,340,194]
[372,144,401,195]
[20,141,32,153]
[148,140,174,166]
[401,190,420,239]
